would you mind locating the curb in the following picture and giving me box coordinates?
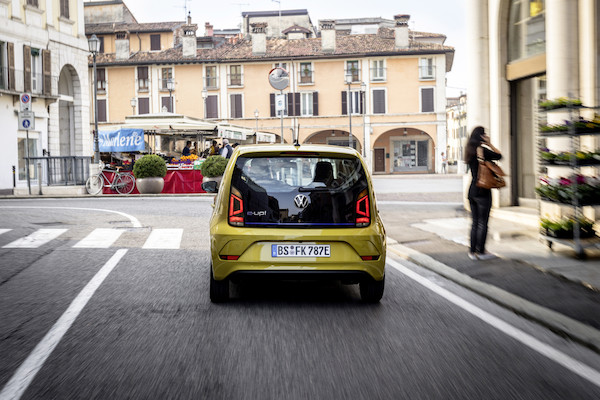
[386,239,600,353]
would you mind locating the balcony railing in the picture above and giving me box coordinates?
[418,65,436,80]
[228,73,243,87]
[344,69,361,83]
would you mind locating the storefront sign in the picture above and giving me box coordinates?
[99,128,145,152]
[217,127,247,140]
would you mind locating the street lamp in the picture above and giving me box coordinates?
[254,109,259,144]
[201,87,208,119]
[88,34,100,164]
[130,97,137,115]
[360,81,366,157]
[345,73,353,149]
[166,78,175,112]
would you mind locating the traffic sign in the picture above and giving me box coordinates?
[18,111,35,130]
[20,93,32,112]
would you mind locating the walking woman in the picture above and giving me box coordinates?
[465,126,502,260]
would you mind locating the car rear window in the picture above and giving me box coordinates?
[230,155,369,227]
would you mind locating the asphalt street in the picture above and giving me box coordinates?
[0,195,600,399]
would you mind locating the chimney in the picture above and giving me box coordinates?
[182,15,198,58]
[205,22,213,37]
[115,30,130,60]
[394,14,410,49]
[320,20,335,53]
[251,22,267,55]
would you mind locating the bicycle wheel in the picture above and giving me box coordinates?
[115,174,135,194]
[86,175,103,195]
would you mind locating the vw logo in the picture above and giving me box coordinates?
[294,194,308,208]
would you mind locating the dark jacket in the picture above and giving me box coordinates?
[468,146,502,199]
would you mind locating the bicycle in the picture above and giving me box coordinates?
[85,163,136,195]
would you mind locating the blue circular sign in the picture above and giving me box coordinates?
[22,94,30,103]
[22,119,31,129]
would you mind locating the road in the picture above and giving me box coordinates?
[0,194,599,399]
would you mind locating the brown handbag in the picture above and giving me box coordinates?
[476,147,506,189]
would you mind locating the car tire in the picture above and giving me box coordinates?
[360,275,384,303]
[210,266,229,303]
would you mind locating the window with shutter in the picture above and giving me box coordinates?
[421,87,434,112]
[341,91,347,115]
[373,89,386,114]
[138,67,149,91]
[229,94,243,118]
[23,45,31,93]
[97,68,106,92]
[60,0,69,19]
[42,49,51,95]
[97,99,107,122]
[312,92,319,116]
[7,42,14,90]
[206,95,218,118]
[301,92,313,116]
[150,35,161,51]
[162,96,173,112]
[99,37,104,53]
[0,42,5,90]
[138,98,150,114]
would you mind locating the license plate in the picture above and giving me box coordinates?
[271,244,331,258]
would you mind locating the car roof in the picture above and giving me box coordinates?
[234,144,361,157]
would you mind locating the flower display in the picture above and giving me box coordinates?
[539,148,600,165]
[539,117,600,134]
[536,175,600,205]
[539,97,583,111]
[540,216,596,239]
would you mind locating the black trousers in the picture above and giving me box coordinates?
[469,194,492,253]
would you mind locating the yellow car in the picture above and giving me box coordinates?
[203,144,386,303]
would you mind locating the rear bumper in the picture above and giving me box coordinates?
[227,270,378,284]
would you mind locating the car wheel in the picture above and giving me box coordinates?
[210,266,229,303]
[360,275,384,303]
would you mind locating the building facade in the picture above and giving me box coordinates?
[85,3,454,174]
[446,93,468,173]
[467,0,599,210]
[0,0,90,193]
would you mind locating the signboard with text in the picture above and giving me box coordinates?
[99,128,145,152]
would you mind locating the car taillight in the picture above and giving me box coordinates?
[229,187,244,226]
[356,189,370,227]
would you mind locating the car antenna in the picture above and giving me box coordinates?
[293,126,300,147]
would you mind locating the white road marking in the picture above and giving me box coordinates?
[73,229,125,248]
[386,257,600,388]
[142,229,183,249]
[2,229,68,249]
[0,206,142,228]
[0,249,128,400]
[0,229,11,235]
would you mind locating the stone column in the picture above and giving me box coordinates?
[466,0,490,131]
[545,0,579,100]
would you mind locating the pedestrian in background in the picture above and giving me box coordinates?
[182,140,192,157]
[464,126,502,260]
[220,138,234,159]
[208,140,220,156]
[441,152,448,174]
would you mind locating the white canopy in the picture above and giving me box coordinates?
[123,113,217,133]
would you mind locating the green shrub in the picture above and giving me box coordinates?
[201,155,228,177]
[133,154,167,179]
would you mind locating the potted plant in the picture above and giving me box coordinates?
[133,154,167,194]
[200,155,228,192]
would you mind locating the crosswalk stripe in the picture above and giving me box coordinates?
[142,229,183,249]
[73,229,125,248]
[2,229,68,248]
[0,229,12,236]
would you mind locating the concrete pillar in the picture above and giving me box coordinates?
[466,0,490,131]
[546,0,579,100]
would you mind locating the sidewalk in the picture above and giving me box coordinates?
[387,208,600,352]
